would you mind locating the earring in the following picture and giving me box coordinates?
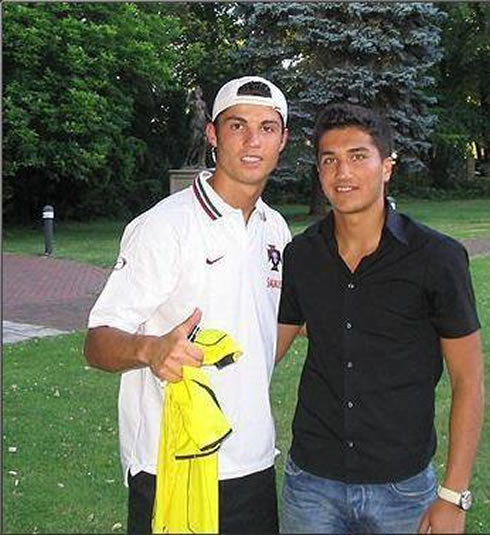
[211,146,217,164]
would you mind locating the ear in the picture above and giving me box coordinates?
[206,122,217,148]
[382,157,393,184]
[279,128,289,153]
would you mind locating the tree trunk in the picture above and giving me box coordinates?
[466,155,476,180]
[308,165,328,216]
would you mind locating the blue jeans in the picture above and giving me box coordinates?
[281,455,437,534]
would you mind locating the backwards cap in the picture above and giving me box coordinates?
[212,76,288,125]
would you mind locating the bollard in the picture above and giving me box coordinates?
[42,205,54,256]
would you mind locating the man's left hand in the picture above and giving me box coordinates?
[418,499,465,534]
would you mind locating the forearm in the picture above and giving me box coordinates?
[442,377,484,490]
[439,331,485,491]
[276,323,302,363]
[84,326,157,373]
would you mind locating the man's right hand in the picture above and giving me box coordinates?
[84,308,204,379]
[145,308,204,382]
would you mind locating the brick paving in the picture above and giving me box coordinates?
[3,254,109,332]
[2,236,489,344]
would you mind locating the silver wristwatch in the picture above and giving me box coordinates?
[437,485,473,511]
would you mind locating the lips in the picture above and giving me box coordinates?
[241,155,263,163]
[335,185,357,192]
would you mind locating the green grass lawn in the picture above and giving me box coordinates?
[282,198,490,240]
[3,219,126,268]
[3,199,490,533]
[3,199,490,267]
[3,333,126,534]
[397,198,490,240]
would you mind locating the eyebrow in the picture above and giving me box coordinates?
[223,116,281,127]
[319,146,371,156]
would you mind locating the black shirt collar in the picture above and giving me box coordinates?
[319,199,409,247]
[385,201,408,246]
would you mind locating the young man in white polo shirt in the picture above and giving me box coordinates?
[84,76,290,534]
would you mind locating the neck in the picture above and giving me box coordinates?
[209,171,265,223]
[333,202,386,271]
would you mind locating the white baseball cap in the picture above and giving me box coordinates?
[212,76,288,125]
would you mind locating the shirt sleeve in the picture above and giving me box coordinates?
[425,239,480,338]
[278,241,304,325]
[88,211,181,333]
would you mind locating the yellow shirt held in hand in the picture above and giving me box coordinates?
[152,328,243,534]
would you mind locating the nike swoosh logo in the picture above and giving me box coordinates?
[206,255,224,265]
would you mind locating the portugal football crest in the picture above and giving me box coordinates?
[267,244,281,272]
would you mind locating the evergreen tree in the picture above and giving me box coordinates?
[236,2,446,207]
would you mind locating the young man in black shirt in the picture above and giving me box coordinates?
[277,103,484,534]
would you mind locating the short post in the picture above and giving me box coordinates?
[42,205,54,256]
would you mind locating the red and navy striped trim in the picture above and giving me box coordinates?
[193,175,222,220]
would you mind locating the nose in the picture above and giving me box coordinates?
[244,128,261,148]
[335,158,350,180]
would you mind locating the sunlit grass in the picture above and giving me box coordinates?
[4,199,490,267]
[3,333,126,534]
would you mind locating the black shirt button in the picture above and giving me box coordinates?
[346,321,353,330]
[347,282,355,289]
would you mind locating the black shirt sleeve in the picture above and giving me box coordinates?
[278,241,304,325]
[425,239,480,338]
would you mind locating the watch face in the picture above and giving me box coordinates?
[460,490,472,511]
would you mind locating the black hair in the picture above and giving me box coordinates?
[214,80,285,130]
[313,103,393,160]
[237,80,272,98]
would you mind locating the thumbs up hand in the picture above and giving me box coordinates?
[146,308,204,382]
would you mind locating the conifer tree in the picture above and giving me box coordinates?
[236,2,446,203]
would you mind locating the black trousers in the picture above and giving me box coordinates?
[127,466,279,534]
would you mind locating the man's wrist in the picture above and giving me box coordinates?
[134,333,158,368]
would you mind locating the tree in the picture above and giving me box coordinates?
[430,2,490,187]
[3,3,245,223]
[3,3,185,222]
[235,2,446,211]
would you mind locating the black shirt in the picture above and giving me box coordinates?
[278,204,480,483]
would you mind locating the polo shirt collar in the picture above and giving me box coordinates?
[193,171,267,222]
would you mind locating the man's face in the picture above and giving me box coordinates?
[317,126,392,216]
[206,104,288,188]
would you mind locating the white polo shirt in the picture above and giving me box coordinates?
[88,171,291,483]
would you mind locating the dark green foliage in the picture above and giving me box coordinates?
[4,2,489,223]
[3,3,187,222]
[430,3,490,188]
[3,3,242,223]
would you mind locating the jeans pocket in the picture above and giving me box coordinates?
[284,454,305,477]
[390,463,436,498]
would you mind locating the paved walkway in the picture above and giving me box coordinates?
[2,236,490,345]
[3,254,109,344]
